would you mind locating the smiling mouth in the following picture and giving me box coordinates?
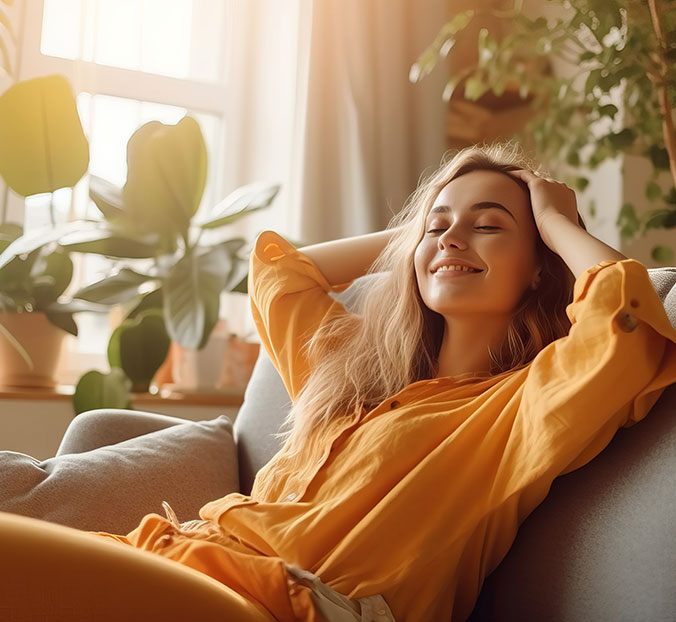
[432,266,483,276]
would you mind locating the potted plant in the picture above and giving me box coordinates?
[66,115,279,413]
[410,0,676,263]
[0,74,104,387]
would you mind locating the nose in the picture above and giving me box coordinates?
[437,224,468,250]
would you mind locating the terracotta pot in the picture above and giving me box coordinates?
[218,336,260,390]
[0,311,68,388]
[156,320,261,392]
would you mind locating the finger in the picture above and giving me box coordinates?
[505,169,538,184]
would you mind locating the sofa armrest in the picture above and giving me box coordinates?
[56,408,192,456]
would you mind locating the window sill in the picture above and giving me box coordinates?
[0,383,245,461]
[0,384,245,407]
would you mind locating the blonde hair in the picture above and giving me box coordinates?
[251,141,587,500]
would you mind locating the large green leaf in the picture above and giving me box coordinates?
[231,272,248,294]
[0,75,89,196]
[0,221,99,271]
[44,311,78,336]
[195,181,280,230]
[73,267,154,305]
[125,287,163,320]
[72,368,132,416]
[30,248,73,308]
[163,246,230,349]
[58,226,161,258]
[122,116,207,239]
[107,309,170,392]
[0,247,40,296]
[87,174,126,220]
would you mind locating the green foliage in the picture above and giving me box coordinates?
[0,223,103,335]
[72,368,132,416]
[107,309,170,393]
[0,75,89,198]
[412,0,676,262]
[68,116,280,414]
[66,119,278,349]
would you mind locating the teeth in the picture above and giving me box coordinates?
[435,265,478,273]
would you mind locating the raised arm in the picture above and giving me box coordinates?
[297,226,403,287]
[507,169,627,279]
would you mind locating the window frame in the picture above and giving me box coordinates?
[10,0,232,384]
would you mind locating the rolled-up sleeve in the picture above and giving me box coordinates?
[248,230,355,401]
[518,258,676,477]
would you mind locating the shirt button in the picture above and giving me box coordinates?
[616,311,638,333]
[389,400,400,409]
[630,298,639,308]
[283,492,297,501]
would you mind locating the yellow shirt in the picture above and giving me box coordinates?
[198,229,676,621]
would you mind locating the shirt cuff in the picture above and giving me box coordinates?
[251,230,355,294]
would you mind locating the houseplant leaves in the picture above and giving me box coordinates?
[0,74,89,197]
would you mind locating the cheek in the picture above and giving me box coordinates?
[413,243,428,283]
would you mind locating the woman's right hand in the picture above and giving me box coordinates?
[506,169,581,247]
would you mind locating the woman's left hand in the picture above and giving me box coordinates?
[506,169,580,246]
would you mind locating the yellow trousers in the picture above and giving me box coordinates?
[0,510,276,622]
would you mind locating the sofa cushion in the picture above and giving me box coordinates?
[0,414,239,534]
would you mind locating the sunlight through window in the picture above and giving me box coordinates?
[40,0,224,82]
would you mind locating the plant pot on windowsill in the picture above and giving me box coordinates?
[153,320,260,393]
[0,311,68,388]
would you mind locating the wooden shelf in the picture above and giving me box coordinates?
[0,384,246,407]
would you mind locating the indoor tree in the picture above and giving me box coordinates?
[411,0,676,262]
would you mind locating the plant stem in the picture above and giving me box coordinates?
[647,0,676,189]
[0,321,34,369]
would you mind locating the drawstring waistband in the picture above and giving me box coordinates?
[161,501,397,621]
[284,563,397,622]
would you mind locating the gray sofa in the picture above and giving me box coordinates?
[1,265,676,621]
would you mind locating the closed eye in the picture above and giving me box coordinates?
[426,226,501,233]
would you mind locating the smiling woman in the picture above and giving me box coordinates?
[3,141,676,622]
[414,168,543,378]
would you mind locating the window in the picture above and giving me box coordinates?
[13,0,231,384]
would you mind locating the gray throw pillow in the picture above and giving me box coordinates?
[0,415,239,534]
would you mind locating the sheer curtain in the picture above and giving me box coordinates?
[221,0,451,245]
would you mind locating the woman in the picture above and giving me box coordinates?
[2,142,676,622]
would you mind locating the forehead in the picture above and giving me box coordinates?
[427,169,529,220]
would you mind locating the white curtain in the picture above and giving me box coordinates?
[221,0,450,245]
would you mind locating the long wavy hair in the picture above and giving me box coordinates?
[251,141,588,501]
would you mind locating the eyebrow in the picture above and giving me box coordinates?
[428,202,516,222]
